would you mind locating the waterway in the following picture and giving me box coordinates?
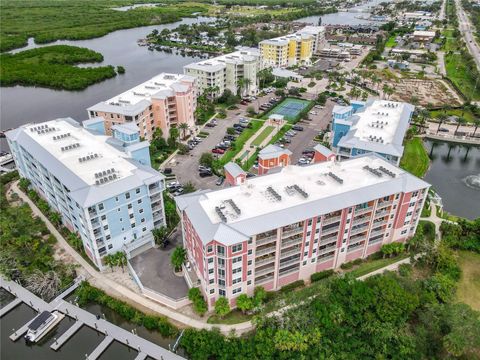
[424,140,480,220]
[0,288,180,360]
[297,0,388,25]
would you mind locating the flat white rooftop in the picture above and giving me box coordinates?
[199,155,414,224]
[92,73,192,109]
[184,48,259,71]
[24,119,137,186]
[260,32,313,46]
[350,100,408,145]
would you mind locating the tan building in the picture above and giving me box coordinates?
[260,33,314,68]
[87,73,197,140]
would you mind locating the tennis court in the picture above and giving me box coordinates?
[268,98,312,122]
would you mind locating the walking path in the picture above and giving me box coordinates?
[10,181,254,335]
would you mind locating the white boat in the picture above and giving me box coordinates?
[24,310,64,343]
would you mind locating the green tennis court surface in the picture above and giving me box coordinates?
[268,98,311,122]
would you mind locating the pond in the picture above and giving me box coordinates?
[424,139,480,220]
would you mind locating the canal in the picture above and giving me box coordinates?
[0,288,181,360]
[424,140,480,220]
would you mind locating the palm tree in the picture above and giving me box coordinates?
[171,246,186,272]
[436,113,448,134]
[152,226,169,247]
[48,211,62,226]
[68,233,83,252]
[179,123,189,140]
[454,117,467,136]
[104,254,116,272]
[115,252,127,273]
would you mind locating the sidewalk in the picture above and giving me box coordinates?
[10,180,254,335]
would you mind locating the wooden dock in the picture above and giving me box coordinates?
[1,277,184,360]
[0,298,22,318]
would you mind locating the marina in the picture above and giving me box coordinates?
[1,277,184,360]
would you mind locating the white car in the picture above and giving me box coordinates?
[309,111,317,115]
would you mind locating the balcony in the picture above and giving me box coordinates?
[148,184,162,195]
[355,206,373,216]
[369,228,385,239]
[281,236,303,249]
[280,247,301,259]
[320,233,338,244]
[377,201,393,209]
[323,215,342,226]
[255,256,275,267]
[255,274,274,285]
[349,234,367,245]
[318,244,336,255]
[152,204,163,213]
[279,264,300,276]
[88,208,97,216]
[282,227,303,238]
[321,225,340,236]
[347,242,364,252]
[350,225,368,236]
[317,253,335,263]
[353,217,370,226]
[256,246,276,257]
[256,234,277,247]
[150,194,161,203]
[279,257,300,269]
[372,219,388,228]
[255,265,275,277]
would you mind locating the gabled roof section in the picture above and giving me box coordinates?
[258,144,292,160]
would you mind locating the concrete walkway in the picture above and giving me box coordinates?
[10,181,254,335]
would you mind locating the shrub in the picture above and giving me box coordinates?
[116,65,125,74]
[214,297,230,318]
[398,263,413,277]
[341,262,354,270]
[188,288,208,316]
[279,280,305,293]
[310,269,335,283]
[352,258,363,265]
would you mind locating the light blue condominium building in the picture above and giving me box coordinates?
[331,100,414,165]
[6,118,166,270]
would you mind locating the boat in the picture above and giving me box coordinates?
[0,152,14,166]
[24,310,65,343]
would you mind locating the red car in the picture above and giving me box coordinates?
[212,148,225,154]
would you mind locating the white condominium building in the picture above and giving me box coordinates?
[296,26,326,54]
[184,47,260,98]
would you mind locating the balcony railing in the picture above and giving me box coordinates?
[375,209,390,218]
[281,236,303,249]
[377,201,393,209]
[279,265,300,276]
[255,266,275,277]
[349,235,367,245]
[323,215,342,226]
[255,256,275,267]
[320,233,338,244]
[369,228,385,238]
[318,244,336,255]
[317,254,335,263]
[256,246,276,257]
[255,275,274,285]
[355,206,373,216]
[372,220,388,228]
[282,227,303,238]
[256,234,277,247]
[279,257,300,269]
[350,225,368,236]
[321,226,340,236]
[280,247,301,259]
[353,217,370,226]
[150,194,161,203]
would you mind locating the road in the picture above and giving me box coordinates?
[455,0,480,72]
[439,0,446,21]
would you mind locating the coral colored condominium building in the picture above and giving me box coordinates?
[176,155,429,308]
[87,73,197,140]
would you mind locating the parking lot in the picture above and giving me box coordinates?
[283,100,334,164]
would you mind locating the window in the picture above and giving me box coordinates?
[232,244,242,253]
[125,192,130,199]
[233,256,242,264]
[307,231,311,237]
[233,288,241,294]
[219,289,226,296]
[217,245,225,256]
[311,258,315,263]
[115,196,119,202]
[128,204,132,209]
[141,218,145,223]
[401,230,407,235]
[98,203,104,211]
[142,227,146,232]
[139,209,144,214]
[209,279,214,284]
[247,270,252,276]
[315,228,320,233]
[103,225,109,230]
[207,245,213,253]
[101,215,106,221]
[210,289,215,294]
[209,268,214,274]
[308,219,312,226]
[247,280,252,285]
[208,258,214,264]
[129,214,134,219]
[138,199,142,204]
[304,251,308,257]
[117,208,121,212]
[303,261,307,266]
[218,269,225,277]
[136,188,140,194]
[106,235,111,240]
[233,267,242,274]
[233,277,241,284]
[108,244,113,249]
[218,279,225,286]
[247,260,252,266]
[248,249,252,255]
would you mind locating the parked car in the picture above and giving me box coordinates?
[438,128,449,132]
[216,177,225,186]
[292,125,304,131]
[199,166,211,172]
[240,100,248,105]
[224,135,236,141]
[239,118,249,124]
[309,111,317,115]
[205,122,215,128]
[162,168,172,175]
[246,172,256,178]
[199,171,213,178]
[212,148,225,154]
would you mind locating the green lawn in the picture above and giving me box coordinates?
[445,52,480,101]
[456,251,480,311]
[430,108,478,123]
[347,253,410,278]
[207,309,253,325]
[251,126,275,147]
[216,120,263,167]
[400,137,430,178]
[385,35,397,47]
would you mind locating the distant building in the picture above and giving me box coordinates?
[87,73,197,140]
[224,162,246,186]
[296,26,326,54]
[260,33,314,68]
[258,144,292,175]
[331,100,414,165]
[313,144,335,163]
[176,154,429,308]
[184,47,260,98]
[387,59,410,69]
[272,68,304,82]
[412,30,436,43]
[6,118,166,269]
